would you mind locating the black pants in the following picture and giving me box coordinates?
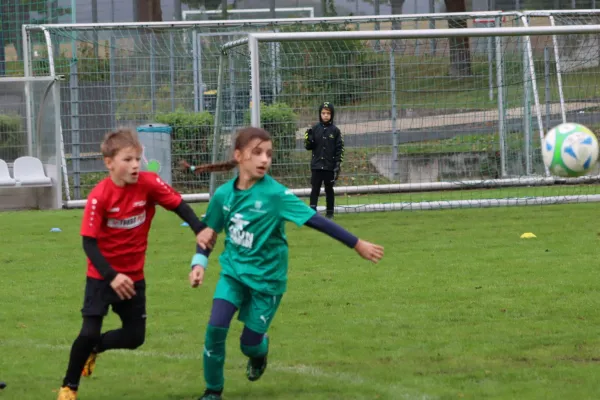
[62,278,147,389]
[310,169,335,216]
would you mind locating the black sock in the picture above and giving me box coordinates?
[62,316,103,389]
[62,334,99,389]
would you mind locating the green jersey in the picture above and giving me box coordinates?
[203,174,316,295]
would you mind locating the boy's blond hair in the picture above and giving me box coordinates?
[100,129,143,158]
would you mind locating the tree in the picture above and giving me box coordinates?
[390,0,405,50]
[390,0,405,16]
[444,0,472,77]
[135,0,163,21]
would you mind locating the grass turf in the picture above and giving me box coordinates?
[2,203,600,399]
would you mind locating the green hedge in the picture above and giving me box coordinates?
[154,109,215,186]
[0,114,24,161]
[245,102,298,177]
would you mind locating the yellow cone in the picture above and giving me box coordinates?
[520,232,537,239]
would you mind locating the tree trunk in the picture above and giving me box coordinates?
[390,0,405,50]
[445,0,472,77]
[135,0,163,21]
[221,0,227,19]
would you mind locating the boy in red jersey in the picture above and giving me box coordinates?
[57,129,212,400]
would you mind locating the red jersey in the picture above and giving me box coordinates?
[80,172,182,281]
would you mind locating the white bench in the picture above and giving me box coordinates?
[0,156,60,210]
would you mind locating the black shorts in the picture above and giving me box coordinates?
[81,277,146,319]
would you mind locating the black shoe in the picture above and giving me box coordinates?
[246,355,268,382]
[246,336,269,382]
[198,389,222,400]
[326,214,334,219]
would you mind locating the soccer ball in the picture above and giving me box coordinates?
[542,123,599,177]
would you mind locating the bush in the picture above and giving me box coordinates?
[154,109,215,187]
[116,84,194,123]
[245,102,298,177]
[0,114,24,161]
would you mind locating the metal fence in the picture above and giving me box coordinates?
[16,11,600,209]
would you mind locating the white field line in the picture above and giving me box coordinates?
[3,339,436,400]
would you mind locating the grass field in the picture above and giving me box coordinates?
[2,203,600,399]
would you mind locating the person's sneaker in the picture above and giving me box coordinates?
[198,389,223,400]
[246,335,269,382]
[326,214,334,219]
[57,386,77,400]
[81,351,98,377]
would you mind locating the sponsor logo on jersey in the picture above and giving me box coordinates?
[133,200,147,207]
[107,211,147,229]
[229,213,254,249]
[108,207,120,213]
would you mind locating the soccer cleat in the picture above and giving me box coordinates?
[57,386,77,400]
[246,335,269,382]
[198,389,223,400]
[81,351,98,377]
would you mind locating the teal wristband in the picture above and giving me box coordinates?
[191,253,208,269]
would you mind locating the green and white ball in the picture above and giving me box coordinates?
[542,123,599,177]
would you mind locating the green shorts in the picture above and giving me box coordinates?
[214,274,282,334]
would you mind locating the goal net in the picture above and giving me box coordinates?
[214,24,600,212]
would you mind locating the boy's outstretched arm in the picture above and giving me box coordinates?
[145,173,212,246]
[173,200,207,234]
[304,214,384,263]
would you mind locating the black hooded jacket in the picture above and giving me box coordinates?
[304,102,344,171]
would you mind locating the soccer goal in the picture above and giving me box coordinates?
[213,24,600,212]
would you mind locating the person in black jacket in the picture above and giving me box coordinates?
[304,101,344,219]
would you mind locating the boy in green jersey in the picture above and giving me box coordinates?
[182,127,384,400]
